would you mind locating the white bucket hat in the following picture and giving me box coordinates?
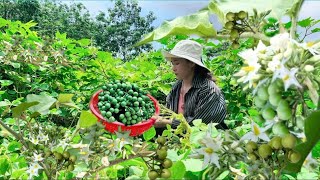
[162,40,210,71]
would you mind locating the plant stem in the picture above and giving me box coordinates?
[214,32,270,42]
[0,119,27,147]
[289,0,305,39]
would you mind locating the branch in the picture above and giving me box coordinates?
[289,0,305,39]
[0,119,27,147]
[214,32,270,42]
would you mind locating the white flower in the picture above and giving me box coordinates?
[79,146,94,163]
[58,140,69,149]
[37,133,49,144]
[33,153,44,162]
[27,162,43,178]
[115,131,132,150]
[280,67,302,91]
[293,41,319,55]
[101,156,110,166]
[30,137,39,145]
[235,49,262,88]
[304,65,314,72]
[240,122,272,142]
[270,33,291,52]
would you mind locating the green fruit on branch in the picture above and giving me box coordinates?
[157,149,167,160]
[268,82,281,94]
[54,152,63,161]
[269,136,282,150]
[226,12,235,21]
[67,164,75,171]
[161,169,171,179]
[262,107,276,120]
[248,153,257,161]
[63,151,70,159]
[162,158,173,169]
[156,137,166,145]
[148,170,159,180]
[231,42,240,49]
[258,144,272,158]
[288,150,301,163]
[237,11,248,20]
[230,29,239,40]
[245,141,258,153]
[281,134,296,149]
[272,122,289,137]
[276,100,292,120]
[257,86,269,101]
[225,21,234,30]
[269,94,281,107]
[69,155,77,163]
[254,96,266,108]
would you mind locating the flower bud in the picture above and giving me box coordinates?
[304,65,314,72]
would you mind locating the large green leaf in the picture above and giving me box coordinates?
[12,101,39,118]
[78,110,97,128]
[284,110,320,173]
[0,158,9,175]
[208,0,302,23]
[142,126,156,141]
[137,11,216,46]
[170,161,186,179]
[26,94,56,115]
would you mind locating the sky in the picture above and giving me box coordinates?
[63,0,320,43]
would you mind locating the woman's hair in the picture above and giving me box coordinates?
[194,65,216,82]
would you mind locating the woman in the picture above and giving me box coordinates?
[154,39,227,131]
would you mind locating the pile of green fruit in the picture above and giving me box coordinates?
[97,80,155,126]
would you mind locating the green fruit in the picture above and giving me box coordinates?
[63,151,70,159]
[281,134,296,149]
[156,137,166,145]
[237,11,248,20]
[231,42,240,49]
[254,96,266,108]
[257,86,269,101]
[272,122,289,137]
[225,21,234,30]
[269,136,282,150]
[69,155,77,163]
[230,29,239,40]
[67,164,75,171]
[253,115,265,124]
[54,152,63,161]
[161,169,171,179]
[245,141,258,153]
[262,107,276,120]
[268,82,281,94]
[276,100,292,120]
[148,170,158,180]
[258,144,272,158]
[269,94,281,107]
[162,158,173,168]
[248,153,257,161]
[288,150,301,163]
[226,12,235,21]
[157,149,167,160]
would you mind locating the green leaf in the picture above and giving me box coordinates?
[170,161,186,179]
[12,101,39,118]
[78,110,97,128]
[312,141,320,158]
[0,100,11,107]
[216,170,230,179]
[8,141,22,152]
[142,126,156,141]
[284,110,320,173]
[136,11,216,46]
[0,158,9,175]
[182,158,205,172]
[77,39,91,46]
[119,158,148,172]
[0,80,13,87]
[297,17,313,27]
[27,94,56,115]
[57,94,74,103]
[311,28,320,33]
[11,169,26,179]
[208,0,301,23]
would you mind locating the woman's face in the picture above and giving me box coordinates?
[170,58,195,80]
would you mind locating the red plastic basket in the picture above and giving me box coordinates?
[89,89,160,136]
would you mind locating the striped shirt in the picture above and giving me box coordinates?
[166,74,227,129]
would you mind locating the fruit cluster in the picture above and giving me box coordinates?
[148,137,172,180]
[245,134,301,163]
[97,80,155,126]
[254,80,297,136]
[224,11,249,48]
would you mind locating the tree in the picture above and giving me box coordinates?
[0,0,40,23]
[93,0,156,61]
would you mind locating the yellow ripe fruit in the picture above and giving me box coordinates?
[281,134,297,149]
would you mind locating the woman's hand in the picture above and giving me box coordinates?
[152,115,172,128]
